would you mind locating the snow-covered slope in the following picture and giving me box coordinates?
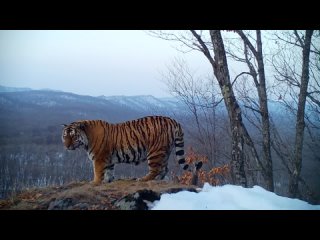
[99,95,184,114]
[151,183,320,210]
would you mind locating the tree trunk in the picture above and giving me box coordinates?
[256,31,274,192]
[236,30,274,191]
[289,30,313,197]
[210,30,247,187]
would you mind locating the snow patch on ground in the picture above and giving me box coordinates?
[151,183,320,210]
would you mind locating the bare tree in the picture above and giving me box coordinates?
[224,30,274,191]
[189,30,248,186]
[272,30,316,198]
[289,30,314,197]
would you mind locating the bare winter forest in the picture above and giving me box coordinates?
[0,30,319,204]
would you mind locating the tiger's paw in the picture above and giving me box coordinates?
[90,180,102,186]
[137,175,155,182]
[136,177,148,182]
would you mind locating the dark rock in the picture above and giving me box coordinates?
[48,197,75,210]
[114,187,198,210]
[70,202,90,210]
[164,188,198,194]
[115,189,161,210]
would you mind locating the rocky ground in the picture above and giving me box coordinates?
[0,179,199,210]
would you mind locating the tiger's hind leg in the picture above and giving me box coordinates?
[156,166,169,180]
[138,151,169,182]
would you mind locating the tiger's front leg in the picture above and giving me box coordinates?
[92,160,106,185]
[92,160,114,185]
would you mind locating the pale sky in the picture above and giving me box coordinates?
[0,30,212,98]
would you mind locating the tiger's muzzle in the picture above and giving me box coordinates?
[68,141,83,150]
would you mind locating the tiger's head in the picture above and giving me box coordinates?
[61,122,88,150]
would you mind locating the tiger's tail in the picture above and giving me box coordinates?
[174,123,189,171]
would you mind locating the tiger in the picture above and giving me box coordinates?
[61,116,189,185]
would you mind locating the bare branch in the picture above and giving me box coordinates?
[190,30,215,66]
[235,30,258,59]
[243,43,259,87]
[274,30,319,55]
[231,72,251,86]
[307,92,320,107]
[243,105,262,114]
[275,31,303,49]
[147,30,202,53]
[293,30,304,47]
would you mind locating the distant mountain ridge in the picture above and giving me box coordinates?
[0,85,32,92]
[0,85,184,115]
[0,85,291,115]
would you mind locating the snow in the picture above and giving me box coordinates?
[35,100,57,107]
[60,95,76,100]
[151,183,320,210]
[101,95,182,112]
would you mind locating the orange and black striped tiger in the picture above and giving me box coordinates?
[62,116,188,185]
